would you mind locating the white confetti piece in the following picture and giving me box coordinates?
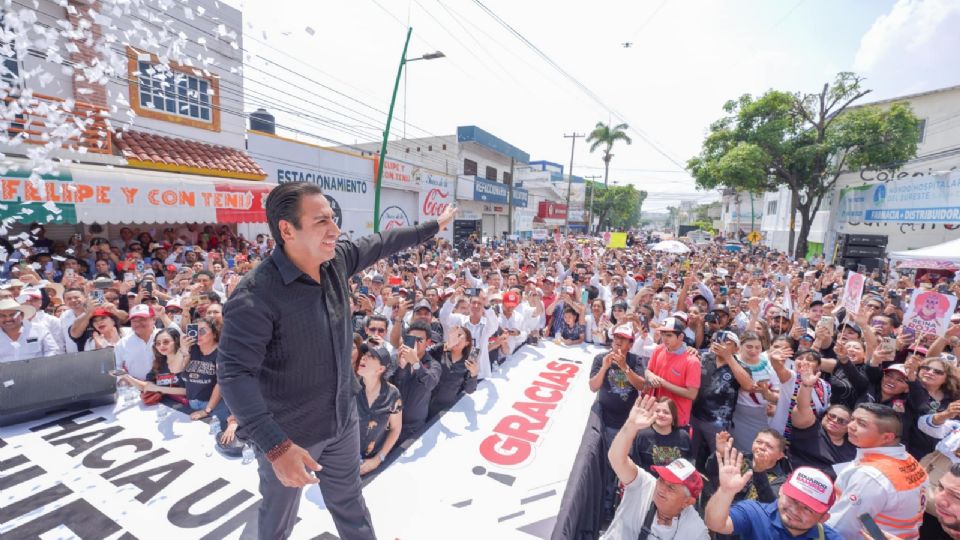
[3,380,13,388]
[305,26,315,36]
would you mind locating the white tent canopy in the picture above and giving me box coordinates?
[888,237,960,262]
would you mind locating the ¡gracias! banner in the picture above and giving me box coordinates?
[0,342,600,538]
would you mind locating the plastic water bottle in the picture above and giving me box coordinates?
[242,443,255,465]
[156,405,168,422]
[209,421,220,435]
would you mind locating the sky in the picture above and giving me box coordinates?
[231,0,960,212]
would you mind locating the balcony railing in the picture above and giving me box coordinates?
[1,92,112,155]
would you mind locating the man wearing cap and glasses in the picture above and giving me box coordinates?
[0,298,60,361]
[704,443,843,539]
[604,395,709,539]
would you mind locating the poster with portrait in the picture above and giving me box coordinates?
[903,290,958,338]
[840,272,865,314]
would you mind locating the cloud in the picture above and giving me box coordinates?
[854,0,960,96]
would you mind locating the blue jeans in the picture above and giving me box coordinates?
[190,398,230,429]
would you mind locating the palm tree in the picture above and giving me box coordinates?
[586,121,632,187]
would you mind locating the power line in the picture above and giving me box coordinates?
[628,0,670,41]
[469,0,690,174]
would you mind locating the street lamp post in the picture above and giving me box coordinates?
[373,26,444,232]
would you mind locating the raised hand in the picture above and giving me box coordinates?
[627,394,658,431]
[716,443,753,494]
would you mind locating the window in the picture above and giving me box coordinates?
[503,171,512,185]
[463,158,477,176]
[767,201,778,215]
[127,48,220,131]
[485,166,497,181]
[442,144,447,150]
[428,145,432,151]
[918,118,926,143]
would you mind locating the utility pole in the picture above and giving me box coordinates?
[584,174,602,235]
[563,132,583,235]
[506,157,515,236]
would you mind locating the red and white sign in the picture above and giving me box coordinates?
[538,201,567,220]
[418,170,453,241]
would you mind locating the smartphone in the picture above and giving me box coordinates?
[812,291,823,302]
[135,260,145,274]
[402,334,418,349]
[857,264,867,274]
[186,324,199,339]
[90,289,105,303]
[798,316,809,328]
[65,268,75,279]
[580,289,589,305]
[465,288,480,297]
[669,292,678,306]
[819,316,835,330]
[405,290,416,304]
[391,286,400,294]
[858,514,885,540]
[576,263,586,270]
[881,337,897,353]
[226,258,235,269]
[480,260,491,269]
[358,286,369,296]
[939,284,950,294]
[720,286,728,295]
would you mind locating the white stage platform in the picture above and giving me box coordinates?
[0,341,603,539]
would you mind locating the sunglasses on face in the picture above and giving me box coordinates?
[921,366,946,376]
[155,339,174,345]
[825,412,850,425]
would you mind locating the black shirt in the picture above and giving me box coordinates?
[391,350,442,439]
[218,222,439,453]
[590,351,643,429]
[357,379,402,459]
[691,352,740,429]
[630,427,692,472]
[184,345,218,402]
[427,344,478,417]
[787,421,855,478]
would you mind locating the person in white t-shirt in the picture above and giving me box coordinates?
[603,394,710,540]
[114,304,160,379]
[0,299,59,361]
[17,287,64,352]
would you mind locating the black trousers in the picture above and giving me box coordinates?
[255,410,375,540]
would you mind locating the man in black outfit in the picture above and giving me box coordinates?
[391,320,442,441]
[218,181,456,540]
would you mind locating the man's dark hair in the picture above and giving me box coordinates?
[365,314,389,329]
[755,428,787,452]
[855,403,902,440]
[194,270,215,280]
[407,320,431,337]
[265,181,324,247]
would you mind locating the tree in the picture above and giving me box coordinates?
[586,121,632,187]
[687,72,920,259]
[586,183,644,231]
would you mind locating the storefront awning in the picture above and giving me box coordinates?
[0,163,274,225]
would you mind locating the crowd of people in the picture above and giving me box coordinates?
[3,218,960,539]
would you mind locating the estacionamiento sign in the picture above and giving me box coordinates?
[0,341,601,539]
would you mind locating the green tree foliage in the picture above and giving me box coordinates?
[586,121,632,187]
[586,182,646,231]
[687,72,920,259]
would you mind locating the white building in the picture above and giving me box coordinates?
[347,126,534,240]
[719,189,763,239]
[1,0,271,240]
[825,84,960,255]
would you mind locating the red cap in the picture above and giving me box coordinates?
[91,308,114,319]
[503,291,520,307]
[781,467,837,514]
[651,459,703,498]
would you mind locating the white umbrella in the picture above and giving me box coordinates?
[650,240,691,254]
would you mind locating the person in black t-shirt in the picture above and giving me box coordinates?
[182,317,230,428]
[588,323,646,524]
[786,362,855,478]
[355,344,402,476]
[690,332,755,469]
[630,396,692,471]
[588,324,646,429]
[428,326,479,418]
[390,321,442,441]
